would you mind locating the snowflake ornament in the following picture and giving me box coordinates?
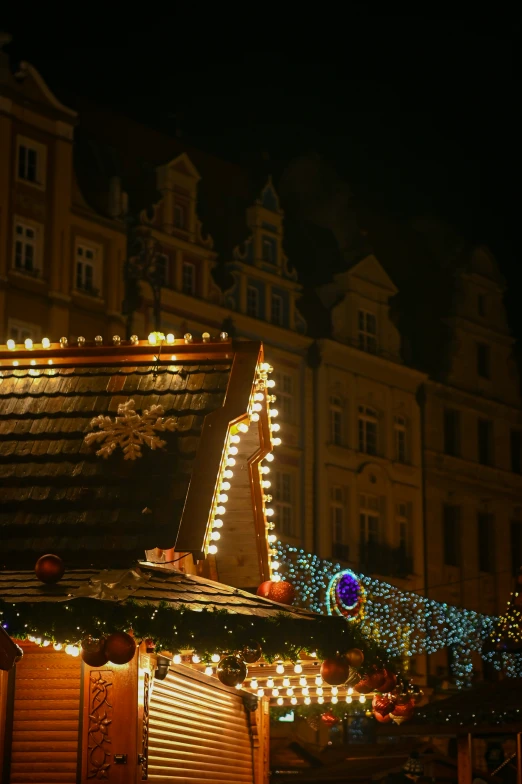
[85,399,177,460]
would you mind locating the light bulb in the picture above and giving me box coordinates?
[346,695,353,704]
[294,663,303,674]
[254,392,264,402]
[250,679,258,689]
[228,446,238,456]
[218,493,228,503]
[216,506,226,515]
[260,465,270,474]
[302,687,309,696]
[173,654,182,664]
[42,337,50,349]
[272,688,279,697]
[213,518,223,528]
[331,687,338,695]
[6,339,15,350]
[211,653,220,663]
[332,696,338,704]
[192,653,200,663]
[148,333,158,345]
[221,481,231,491]
[260,362,270,371]
[283,677,290,687]
[347,687,353,695]
[268,534,277,543]
[271,562,280,571]
[208,544,218,555]
[262,480,271,488]
[359,695,366,704]
[316,687,323,696]
[204,666,213,676]
[166,333,175,344]
[272,572,281,581]
[257,688,265,697]
[317,696,324,704]
[291,696,297,705]
[53,642,62,651]
[227,458,236,467]
[24,338,33,350]
[267,678,274,688]
[277,697,284,706]
[267,379,275,387]
[250,412,260,421]
[265,452,275,462]
[270,409,278,417]
[253,403,262,412]
[276,663,284,675]
[211,531,221,541]
[238,422,249,433]
[299,677,307,686]
[286,688,294,696]
[265,508,274,516]
[70,646,80,658]
[315,676,323,686]
[304,696,311,705]
[42,639,50,647]
[224,470,233,479]
[271,423,280,432]
[230,435,240,444]
[272,437,282,446]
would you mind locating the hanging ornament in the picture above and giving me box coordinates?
[81,637,109,668]
[378,670,397,693]
[240,641,262,664]
[85,399,177,460]
[326,569,365,621]
[321,710,339,728]
[320,655,350,686]
[373,709,392,724]
[346,648,364,668]
[372,694,396,717]
[35,554,65,585]
[103,632,136,665]
[256,581,273,598]
[269,580,296,605]
[217,655,247,688]
[390,699,415,723]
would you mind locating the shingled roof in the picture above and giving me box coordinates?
[0,338,261,570]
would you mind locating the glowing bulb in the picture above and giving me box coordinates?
[228,446,238,456]
[272,437,282,446]
[227,457,236,467]
[148,333,158,345]
[166,333,175,344]
[346,696,353,704]
[317,696,324,704]
[276,663,285,675]
[260,465,270,474]
[250,412,260,421]
[262,480,271,488]
[211,653,220,663]
[253,403,262,412]
[30,359,36,366]
[173,654,182,664]
[271,423,280,432]
[257,688,265,697]
[24,338,33,350]
[265,452,275,462]
[192,653,200,663]
[347,687,353,695]
[316,687,323,696]
[7,339,15,350]
[216,505,226,515]
[53,642,62,651]
[12,360,19,366]
[267,379,276,388]
[299,677,307,686]
[286,688,294,696]
[359,695,366,704]
[272,572,281,581]
[302,687,309,696]
[238,422,249,433]
[211,531,221,541]
[224,471,233,480]
[304,696,311,705]
[277,697,284,706]
[268,534,277,544]
[221,481,231,491]
[42,337,50,349]
[270,409,278,417]
[254,392,264,402]
[70,646,80,658]
[331,687,338,695]
[230,435,240,444]
[294,664,303,674]
[267,678,274,688]
[283,677,290,687]
[218,493,228,503]
[315,676,323,686]
[250,679,258,689]
[214,518,224,528]
[271,562,280,571]
[208,544,218,555]
[272,688,279,697]
[204,666,213,676]
[265,508,274,516]
[42,639,50,647]
[291,696,297,705]
[332,696,338,704]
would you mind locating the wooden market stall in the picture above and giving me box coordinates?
[0,334,375,784]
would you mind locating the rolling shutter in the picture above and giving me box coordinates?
[148,665,254,783]
[10,644,81,783]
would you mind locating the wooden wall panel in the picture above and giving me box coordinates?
[9,644,81,784]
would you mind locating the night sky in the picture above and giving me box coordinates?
[4,15,520,334]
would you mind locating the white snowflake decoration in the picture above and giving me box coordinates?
[85,399,177,460]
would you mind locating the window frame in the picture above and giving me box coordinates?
[358,405,378,456]
[6,318,42,345]
[396,502,410,553]
[12,217,42,276]
[330,485,348,556]
[182,260,196,296]
[358,309,378,354]
[246,285,260,318]
[274,469,295,537]
[16,135,47,190]
[74,239,103,297]
[330,396,344,446]
[174,204,186,230]
[393,415,407,463]
[477,342,491,379]
[271,293,284,326]
[262,236,277,264]
[359,493,380,545]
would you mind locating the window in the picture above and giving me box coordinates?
[477,419,493,466]
[182,261,196,295]
[477,343,490,379]
[444,409,460,457]
[274,471,294,537]
[478,513,495,573]
[360,494,380,545]
[246,285,259,318]
[511,430,522,474]
[510,520,522,576]
[478,294,486,317]
[16,136,45,187]
[396,502,410,553]
[273,371,293,422]
[262,236,276,264]
[75,242,100,295]
[358,310,377,354]
[331,486,349,561]
[443,504,460,567]
[271,293,283,326]
[13,221,38,274]
[155,254,169,288]
[394,416,407,463]
[358,406,378,456]
[7,319,41,344]
[330,396,344,446]
[174,204,186,229]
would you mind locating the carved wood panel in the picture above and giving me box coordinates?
[87,670,113,779]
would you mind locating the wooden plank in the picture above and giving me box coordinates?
[14,700,80,711]
[517,732,521,784]
[12,741,78,753]
[457,734,473,784]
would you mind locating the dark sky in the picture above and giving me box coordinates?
[4,14,520,329]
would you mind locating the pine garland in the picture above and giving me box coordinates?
[0,597,394,668]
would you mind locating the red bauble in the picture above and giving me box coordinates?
[390,700,415,720]
[81,637,109,667]
[103,632,136,665]
[35,554,65,585]
[354,676,373,694]
[241,641,262,664]
[217,655,247,688]
[379,670,397,693]
[372,694,396,717]
[321,710,339,727]
[373,710,392,724]
[269,581,296,606]
[257,581,273,598]
[346,648,364,668]
[320,655,350,686]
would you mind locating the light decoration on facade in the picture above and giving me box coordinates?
[275,544,522,687]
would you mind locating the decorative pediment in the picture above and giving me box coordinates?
[348,254,398,294]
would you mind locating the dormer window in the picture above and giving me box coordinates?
[358,310,377,354]
[262,236,277,264]
[16,136,46,189]
[174,204,186,229]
